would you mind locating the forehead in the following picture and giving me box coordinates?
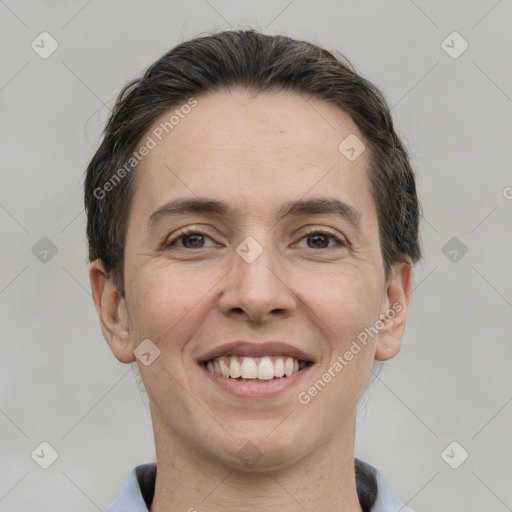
[143,90,359,166]
[129,90,376,227]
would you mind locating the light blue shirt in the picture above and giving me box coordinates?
[105,460,413,512]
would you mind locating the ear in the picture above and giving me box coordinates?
[374,259,413,361]
[89,259,135,363]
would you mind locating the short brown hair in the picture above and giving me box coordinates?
[84,29,421,297]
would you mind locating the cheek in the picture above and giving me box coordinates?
[126,262,223,355]
[126,266,205,409]
[303,268,381,344]
[301,269,380,400]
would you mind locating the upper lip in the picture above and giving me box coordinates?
[198,341,316,364]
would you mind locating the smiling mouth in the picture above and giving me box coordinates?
[203,355,313,381]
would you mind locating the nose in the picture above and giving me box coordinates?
[218,235,297,324]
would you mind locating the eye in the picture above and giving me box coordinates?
[295,227,347,249]
[163,227,217,249]
[162,226,348,251]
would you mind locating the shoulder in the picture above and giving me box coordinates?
[356,459,414,512]
[104,463,156,512]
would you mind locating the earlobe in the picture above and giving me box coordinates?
[88,260,135,363]
[375,335,401,361]
[375,260,413,362]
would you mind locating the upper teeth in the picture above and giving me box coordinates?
[206,356,305,380]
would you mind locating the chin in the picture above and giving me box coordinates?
[204,429,312,473]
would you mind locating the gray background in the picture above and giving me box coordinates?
[1,1,511,511]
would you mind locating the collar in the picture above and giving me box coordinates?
[105,460,413,512]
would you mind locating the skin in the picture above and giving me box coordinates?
[89,90,412,512]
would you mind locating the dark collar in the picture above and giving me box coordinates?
[135,458,377,511]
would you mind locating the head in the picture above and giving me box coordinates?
[85,29,421,478]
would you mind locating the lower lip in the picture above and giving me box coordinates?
[199,363,313,398]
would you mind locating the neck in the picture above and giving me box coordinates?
[149,416,363,512]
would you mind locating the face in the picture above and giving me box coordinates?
[91,90,411,472]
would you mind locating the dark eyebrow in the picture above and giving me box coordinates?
[147,197,362,229]
[148,198,233,227]
[278,197,361,228]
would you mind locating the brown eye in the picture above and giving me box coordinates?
[296,228,347,249]
[164,228,216,249]
[306,233,332,249]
